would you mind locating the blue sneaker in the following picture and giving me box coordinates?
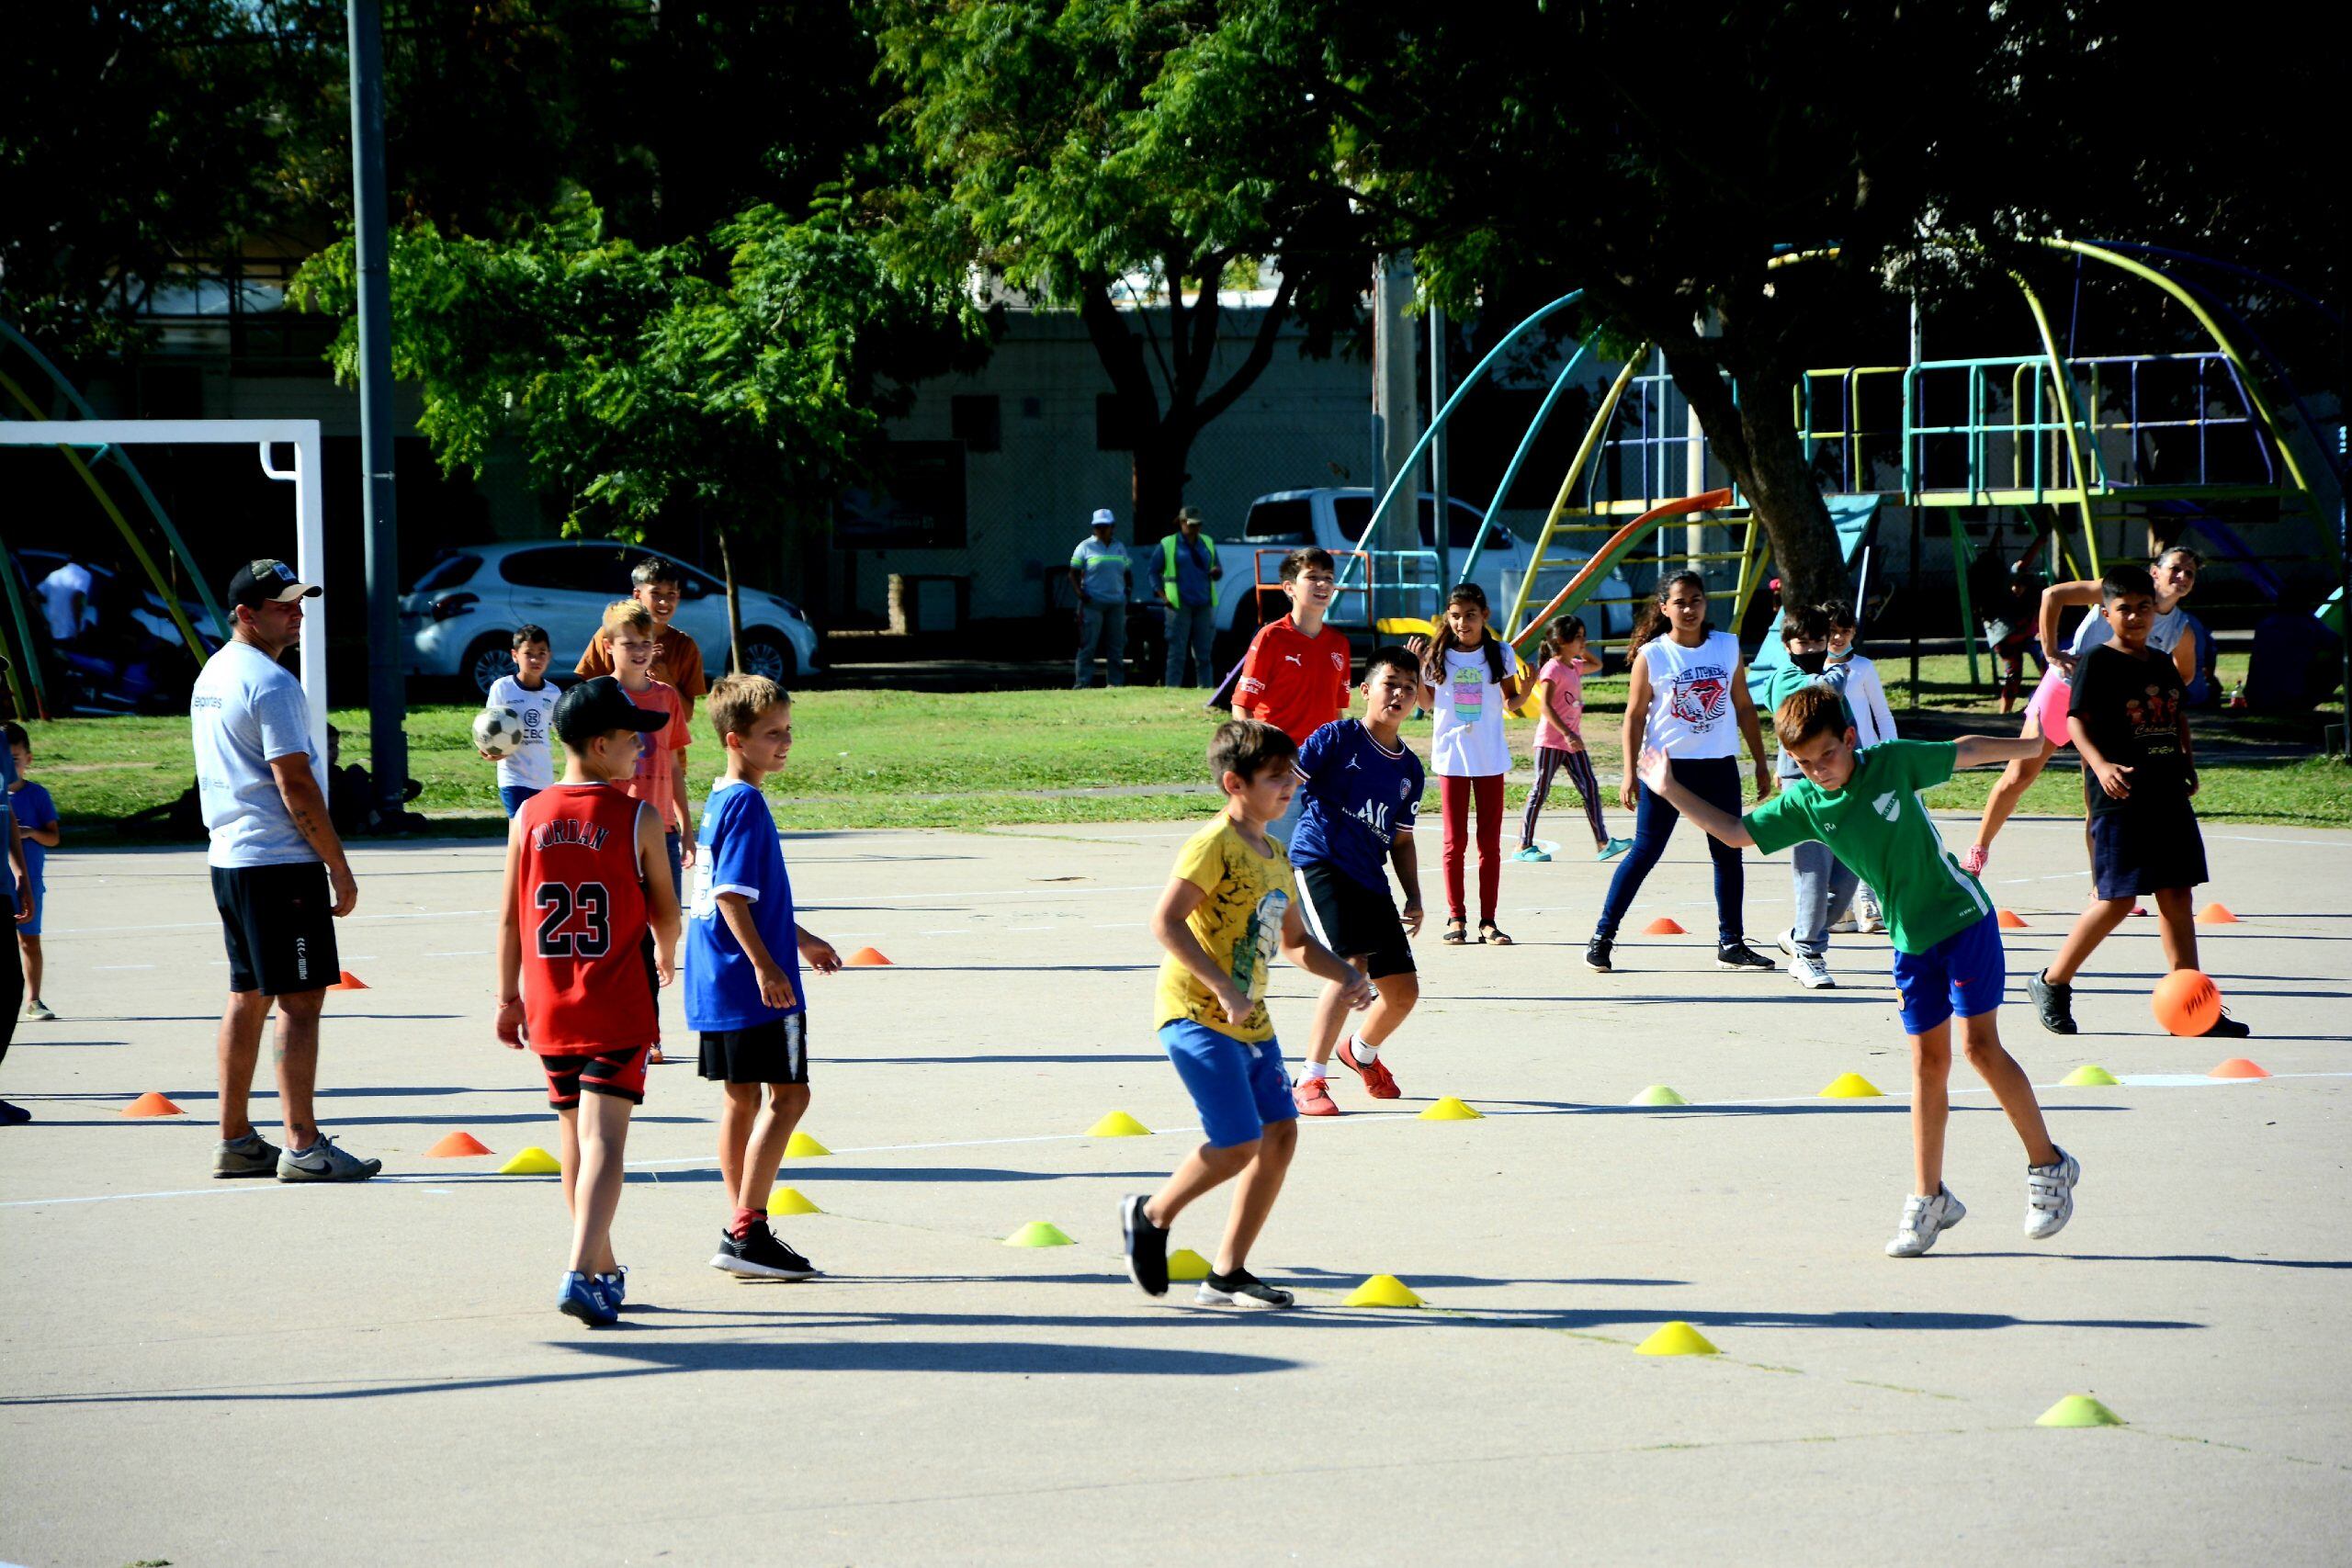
[1597,836,1634,863]
[598,1266,628,1309]
[1511,845,1551,863]
[558,1271,616,1327]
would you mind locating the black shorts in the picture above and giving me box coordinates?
[699,1013,810,1086]
[539,1043,653,1109]
[1296,863,1415,980]
[2089,805,2209,900]
[211,863,340,996]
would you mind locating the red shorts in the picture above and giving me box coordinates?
[537,1043,652,1109]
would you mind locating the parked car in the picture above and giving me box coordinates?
[401,540,820,697]
[1214,489,1635,665]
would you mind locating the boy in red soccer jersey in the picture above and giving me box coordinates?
[1232,548,1352,845]
[496,676,683,1326]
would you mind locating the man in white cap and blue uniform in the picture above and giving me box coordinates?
[1069,507,1132,688]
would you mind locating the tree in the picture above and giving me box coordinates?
[874,0,1373,538]
[291,196,987,653]
[1267,0,2346,607]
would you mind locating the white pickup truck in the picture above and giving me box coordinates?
[1213,488,1634,665]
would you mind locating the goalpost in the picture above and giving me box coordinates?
[0,417,330,773]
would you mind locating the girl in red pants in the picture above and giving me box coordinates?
[1410,585,1531,945]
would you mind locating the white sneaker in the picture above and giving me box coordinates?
[1789,951,1835,989]
[1774,927,1798,957]
[2024,1147,2080,1240]
[1826,916,1860,934]
[1855,911,1886,934]
[1886,1188,1967,1257]
[20,998,55,1021]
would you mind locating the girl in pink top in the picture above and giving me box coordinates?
[1513,616,1631,863]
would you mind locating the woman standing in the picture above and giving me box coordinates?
[1587,571,1776,974]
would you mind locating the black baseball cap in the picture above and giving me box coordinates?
[227,558,322,610]
[552,675,670,747]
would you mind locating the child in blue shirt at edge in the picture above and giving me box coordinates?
[685,674,843,1281]
[1639,685,2082,1259]
[1286,648,1426,1116]
[1121,719,1374,1306]
[6,722,60,1021]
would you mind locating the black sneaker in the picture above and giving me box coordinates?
[1197,1269,1295,1308]
[1584,937,1614,974]
[1121,1193,1170,1296]
[2027,969,2077,1034]
[2199,1010,2252,1039]
[1715,940,1775,972]
[711,1219,820,1280]
[0,1099,32,1126]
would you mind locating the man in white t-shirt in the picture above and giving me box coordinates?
[191,558,379,1182]
[37,560,95,642]
[1069,509,1132,688]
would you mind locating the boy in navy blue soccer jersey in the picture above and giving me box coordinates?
[1286,647,1427,1114]
[685,675,843,1281]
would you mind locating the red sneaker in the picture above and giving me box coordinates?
[1338,1040,1400,1099]
[1293,1075,1341,1116]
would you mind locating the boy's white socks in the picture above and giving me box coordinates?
[1351,1037,1380,1063]
[1302,1059,1329,1080]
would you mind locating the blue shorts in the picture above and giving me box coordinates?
[15,879,42,937]
[1890,911,2007,1035]
[1159,1019,1297,1148]
[498,784,541,818]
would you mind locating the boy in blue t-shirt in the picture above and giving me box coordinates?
[6,722,56,1023]
[1286,648,1427,1115]
[684,676,842,1280]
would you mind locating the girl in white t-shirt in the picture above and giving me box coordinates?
[1408,584,1530,946]
[1588,570,1775,975]
[1964,547,2201,874]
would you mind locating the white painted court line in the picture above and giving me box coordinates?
[10,1072,2345,1210]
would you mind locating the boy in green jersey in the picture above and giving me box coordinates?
[1638,686,2083,1258]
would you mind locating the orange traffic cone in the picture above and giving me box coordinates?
[1996,908,2030,930]
[121,1091,185,1118]
[2208,1057,2269,1079]
[424,1131,494,1157]
[846,946,894,966]
[331,971,368,990]
[1642,917,1686,936]
[2197,903,2239,925]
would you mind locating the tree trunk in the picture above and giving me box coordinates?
[1668,356,1847,612]
[716,526,743,673]
[1132,433,1189,546]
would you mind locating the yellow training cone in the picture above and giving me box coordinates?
[1086,1111,1152,1137]
[1003,1221,1075,1247]
[766,1188,821,1216]
[497,1145,561,1176]
[1344,1274,1425,1308]
[1630,1085,1689,1106]
[2036,1394,2125,1427]
[1634,1321,1721,1357]
[1418,1096,1483,1121]
[783,1132,831,1158]
[1166,1248,1212,1281]
[2060,1064,2120,1088]
[1820,1072,1884,1099]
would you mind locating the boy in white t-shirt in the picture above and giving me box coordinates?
[484,624,557,818]
[1823,601,1894,934]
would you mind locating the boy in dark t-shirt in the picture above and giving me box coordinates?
[1286,648,1426,1115]
[2025,566,2250,1039]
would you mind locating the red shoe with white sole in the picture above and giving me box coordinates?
[1338,1040,1400,1100]
[1293,1075,1340,1116]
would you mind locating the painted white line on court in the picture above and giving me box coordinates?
[424,950,487,958]
[93,964,157,971]
[15,1072,2345,1210]
[51,908,496,937]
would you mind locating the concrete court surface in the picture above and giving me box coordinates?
[3,808,2347,1566]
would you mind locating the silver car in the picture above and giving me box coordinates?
[400,539,820,696]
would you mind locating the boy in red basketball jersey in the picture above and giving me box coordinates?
[496,676,683,1326]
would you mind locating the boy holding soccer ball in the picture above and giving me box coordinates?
[482,624,556,818]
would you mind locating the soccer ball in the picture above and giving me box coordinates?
[473,705,524,759]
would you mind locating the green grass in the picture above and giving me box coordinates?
[17,654,2348,838]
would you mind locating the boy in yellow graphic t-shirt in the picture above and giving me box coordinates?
[1121,720,1373,1308]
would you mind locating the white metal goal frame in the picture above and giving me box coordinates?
[0,418,330,770]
